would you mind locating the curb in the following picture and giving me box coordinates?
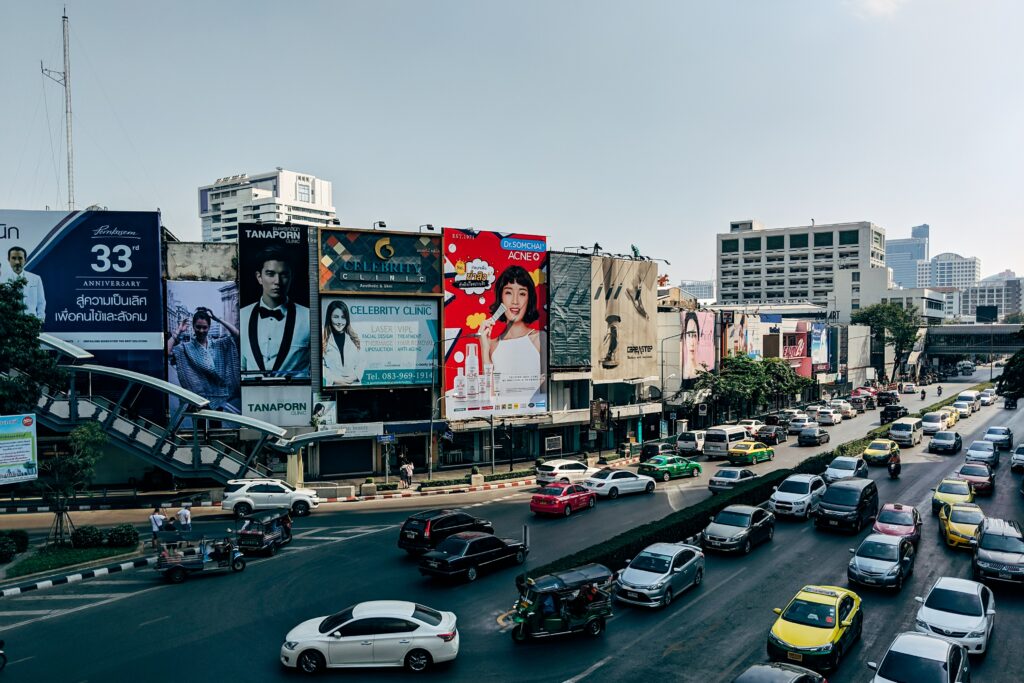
[0,500,218,515]
[321,478,540,503]
[0,555,154,598]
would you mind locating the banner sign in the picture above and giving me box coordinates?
[320,296,438,387]
[319,229,442,296]
[442,228,548,419]
[590,399,610,431]
[238,223,311,384]
[0,209,164,371]
[680,310,716,384]
[0,414,38,485]
[591,257,657,383]
[312,395,338,429]
[811,322,829,368]
[241,385,311,427]
[548,252,592,369]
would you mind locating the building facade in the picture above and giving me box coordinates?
[716,219,886,309]
[679,278,715,301]
[833,267,945,325]
[198,169,336,243]
[916,252,981,289]
[959,280,1022,322]
[884,224,929,289]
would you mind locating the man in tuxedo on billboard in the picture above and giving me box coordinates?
[240,245,310,380]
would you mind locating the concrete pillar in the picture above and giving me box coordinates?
[286,447,305,487]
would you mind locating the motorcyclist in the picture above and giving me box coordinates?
[887,449,902,478]
[937,385,943,397]
[921,389,926,401]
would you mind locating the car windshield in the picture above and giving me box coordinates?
[987,428,1009,435]
[890,424,910,432]
[857,540,899,561]
[435,538,470,556]
[878,509,914,525]
[590,470,614,480]
[831,459,856,470]
[937,481,970,495]
[629,552,671,574]
[715,470,739,479]
[781,598,836,629]
[970,441,994,452]
[950,509,984,525]
[925,587,983,616]
[959,465,989,477]
[980,533,1024,553]
[714,510,751,527]
[877,650,947,683]
[934,432,955,441]
[777,480,810,494]
[822,488,861,505]
[868,441,891,450]
[319,606,355,634]
[539,486,568,496]
[954,402,970,409]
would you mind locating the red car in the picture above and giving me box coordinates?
[873,503,922,545]
[952,462,995,496]
[529,483,596,517]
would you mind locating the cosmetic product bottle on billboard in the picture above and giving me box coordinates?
[454,368,467,399]
[483,362,494,401]
[465,343,480,400]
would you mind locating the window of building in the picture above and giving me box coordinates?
[852,301,860,310]
[790,234,808,249]
[743,237,762,252]
[839,230,859,245]
[813,232,834,247]
[721,239,739,254]
[766,235,784,250]
[851,271,860,282]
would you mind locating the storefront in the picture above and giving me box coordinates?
[313,422,383,478]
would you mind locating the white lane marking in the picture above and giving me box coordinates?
[292,527,328,538]
[9,593,126,601]
[0,585,167,633]
[139,615,171,627]
[291,536,347,542]
[8,656,34,665]
[561,656,612,683]
[77,580,153,586]
[0,610,54,616]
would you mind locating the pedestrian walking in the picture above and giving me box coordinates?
[176,503,192,531]
[149,507,166,548]
[401,461,414,489]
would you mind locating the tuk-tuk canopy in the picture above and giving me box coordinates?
[240,508,292,526]
[156,530,214,544]
[530,564,612,593]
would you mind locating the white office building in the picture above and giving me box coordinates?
[833,267,945,325]
[959,280,1022,321]
[198,169,336,242]
[716,219,886,309]
[916,252,981,289]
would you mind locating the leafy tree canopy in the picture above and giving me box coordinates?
[0,278,65,415]
[851,303,922,366]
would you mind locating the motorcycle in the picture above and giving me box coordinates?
[920,390,926,401]
[887,461,901,479]
[937,386,943,397]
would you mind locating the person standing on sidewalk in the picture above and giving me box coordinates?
[149,507,166,548]
[176,503,192,531]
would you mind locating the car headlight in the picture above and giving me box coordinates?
[803,643,834,654]
[886,565,901,576]
[915,619,929,629]
[967,630,986,639]
[976,560,994,569]
[284,641,299,650]
[768,631,787,647]
[651,580,666,589]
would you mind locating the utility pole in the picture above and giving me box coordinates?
[42,11,75,210]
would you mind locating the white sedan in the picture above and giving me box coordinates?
[738,419,764,436]
[583,468,656,498]
[281,601,459,673]
[914,577,995,656]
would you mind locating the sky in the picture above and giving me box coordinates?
[2,0,1022,283]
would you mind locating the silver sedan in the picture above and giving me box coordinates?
[615,542,704,608]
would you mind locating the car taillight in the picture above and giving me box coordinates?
[423,521,432,539]
[436,630,457,642]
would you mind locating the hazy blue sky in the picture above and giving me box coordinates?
[2,1,1021,282]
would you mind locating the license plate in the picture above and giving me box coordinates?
[427,561,438,568]
[829,520,838,526]
[863,578,877,584]
[786,652,803,662]
[710,541,721,547]
[405,531,415,538]
[627,591,639,598]
[999,572,1011,579]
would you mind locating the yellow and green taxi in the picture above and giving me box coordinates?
[938,502,985,549]
[931,477,974,514]
[726,441,775,466]
[636,454,702,482]
[767,585,863,672]
[862,439,900,466]
[943,407,959,426]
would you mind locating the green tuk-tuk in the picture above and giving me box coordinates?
[510,563,614,642]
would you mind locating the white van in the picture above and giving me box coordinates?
[889,416,923,446]
[677,430,706,455]
[956,390,981,413]
[703,425,749,459]
[921,411,949,435]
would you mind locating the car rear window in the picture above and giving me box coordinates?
[539,486,568,496]
[937,481,970,495]
[403,519,426,530]
[878,650,947,682]
[934,432,955,440]
[412,604,443,626]
[959,465,988,477]
[435,538,469,555]
[537,465,555,473]
[715,470,739,479]
[922,414,941,423]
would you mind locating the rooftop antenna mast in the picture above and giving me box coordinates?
[41,9,74,210]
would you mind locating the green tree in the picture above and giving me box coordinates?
[996,328,1024,400]
[851,303,923,379]
[0,278,65,414]
[38,421,108,545]
[762,357,812,409]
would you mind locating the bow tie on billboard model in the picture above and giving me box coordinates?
[258,307,285,321]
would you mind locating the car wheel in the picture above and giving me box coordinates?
[662,588,673,608]
[292,500,310,517]
[608,487,621,500]
[694,568,703,587]
[405,649,433,673]
[514,550,526,564]
[742,539,752,555]
[587,496,596,509]
[231,557,246,572]
[584,618,605,638]
[691,468,700,478]
[511,624,527,643]
[466,565,479,582]
[297,650,325,675]
[645,481,655,494]
[894,573,904,592]
[832,644,844,670]
[767,525,775,542]
[267,542,278,557]
[564,505,572,517]
[769,451,775,461]
[662,472,671,482]
[233,502,252,518]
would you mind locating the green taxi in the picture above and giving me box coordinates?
[727,441,775,466]
[637,455,702,482]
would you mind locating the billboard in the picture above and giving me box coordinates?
[238,223,311,384]
[548,252,592,369]
[319,229,442,296]
[442,228,548,419]
[811,322,829,369]
[725,312,749,357]
[0,414,38,485]
[0,209,164,371]
[591,257,657,383]
[320,296,437,387]
[165,281,241,417]
[745,315,765,360]
[241,385,311,427]
[681,310,716,383]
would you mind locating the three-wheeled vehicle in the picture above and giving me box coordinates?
[236,508,293,556]
[510,563,614,642]
[155,531,246,583]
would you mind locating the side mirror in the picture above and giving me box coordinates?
[841,618,853,628]
[867,662,878,671]
[772,486,778,491]
[968,538,978,547]
[849,548,856,554]
[708,516,715,523]
[673,567,683,573]
[331,631,343,639]
[914,596,924,603]
[623,560,630,567]
[772,607,782,615]
[987,609,996,616]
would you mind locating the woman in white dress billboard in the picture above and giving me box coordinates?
[477,265,545,401]
[321,299,363,386]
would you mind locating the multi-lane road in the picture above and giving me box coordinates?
[4,372,1019,682]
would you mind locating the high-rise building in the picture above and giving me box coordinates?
[884,224,929,288]
[679,279,715,300]
[916,252,981,289]
[716,219,886,309]
[198,169,336,242]
[960,280,1022,321]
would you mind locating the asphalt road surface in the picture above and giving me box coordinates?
[3,372,1013,682]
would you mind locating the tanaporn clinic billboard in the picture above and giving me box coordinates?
[591,256,657,383]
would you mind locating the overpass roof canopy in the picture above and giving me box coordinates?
[929,324,1021,336]
[72,364,210,408]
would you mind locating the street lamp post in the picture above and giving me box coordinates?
[660,331,683,403]
[427,394,444,482]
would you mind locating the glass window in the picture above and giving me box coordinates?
[766,235,784,250]
[790,234,808,249]
[337,619,379,637]
[814,232,834,247]
[412,604,443,626]
[839,230,859,245]
[851,271,860,282]
[743,237,762,252]
[721,239,739,253]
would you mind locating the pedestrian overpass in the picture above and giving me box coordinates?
[923,324,1024,357]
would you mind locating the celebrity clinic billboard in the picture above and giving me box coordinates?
[0,209,164,374]
[238,223,311,384]
[680,310,716,383]
[319,229,442,296]
[442,229,548,419]
[320,296,438,387]
[548,252,592,369]
[591,257,657,383]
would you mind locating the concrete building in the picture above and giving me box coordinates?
[916,252,981,289]
[834,267,945,325]
[960,279,1022,321]
[716,219,886,308]
[884,224,929,289]
[679,279,715,301]
[927,286,963,320]
[198,169,336,242]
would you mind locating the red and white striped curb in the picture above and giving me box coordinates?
[323,478,539,502]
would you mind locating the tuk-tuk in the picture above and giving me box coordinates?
[510,563,614,642]
[236,508,293,556]
[1005,398,1018,410]
[155,531,245,583]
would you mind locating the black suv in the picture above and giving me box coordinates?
[880,405,909,423]
[972,518,1024,585]
[877,391,901,407]
[814,478,878,533]
[398,509,493,555]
